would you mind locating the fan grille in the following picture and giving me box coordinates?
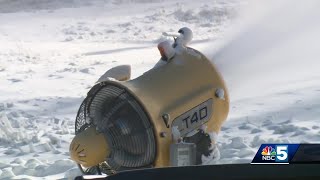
[75,83,156,173]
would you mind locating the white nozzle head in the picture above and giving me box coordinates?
[178,27,193,45]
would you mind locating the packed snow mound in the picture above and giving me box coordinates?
[112,0,166,4]
[0,112,33,144]
[173,5,236,24]
[0,0,172,13]
[0,0,96,13]
[57,3,237,43]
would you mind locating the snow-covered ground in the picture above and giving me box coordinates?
[0,0,319,179]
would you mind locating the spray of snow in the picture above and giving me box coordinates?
[206,0,320,101]
[200,0,320,165]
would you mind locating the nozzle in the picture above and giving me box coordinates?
[162,32,180,38]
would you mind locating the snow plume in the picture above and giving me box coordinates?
[206,0,320,101]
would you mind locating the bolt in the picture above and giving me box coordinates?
[162,113,170,128]
[163,114,169,120]
[160,132,167,137]
[215,88,225,100]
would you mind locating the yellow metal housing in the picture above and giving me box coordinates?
[117,47,229,167]
[70,46,229,169]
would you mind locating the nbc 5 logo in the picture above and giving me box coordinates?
[275,145,288,162]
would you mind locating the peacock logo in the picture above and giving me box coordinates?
[261,146,277,156]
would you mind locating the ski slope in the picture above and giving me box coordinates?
[0,0,319,179]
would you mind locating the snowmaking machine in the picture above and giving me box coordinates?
[69,27,229,175]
